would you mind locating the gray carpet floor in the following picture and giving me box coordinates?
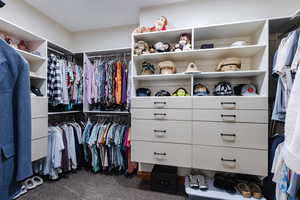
[19,170,186,200]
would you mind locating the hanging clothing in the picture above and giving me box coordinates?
[48,54,83,108]
[0,39,32,200]
[85,55,131,111]
[283,69,300,174]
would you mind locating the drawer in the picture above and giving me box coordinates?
[193,96,268,110]
[132,141,192,168]
[193,109,268,123]
[132,120,192,144]
[132,97,192,109]
[192,145,268,176]
[132,109,192,121]
[32,117,48,140]
[32,137,48,161]
[193,122,268,149]
[31,97,48,118]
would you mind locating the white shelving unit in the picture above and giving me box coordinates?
[0,17,48,162]
[131,20,269,199]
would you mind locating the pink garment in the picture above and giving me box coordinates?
[84,54,93,104]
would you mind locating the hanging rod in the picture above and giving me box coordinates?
[88,52,131,59]
[48,47,67,56]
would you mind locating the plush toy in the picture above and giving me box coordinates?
[141,61,155,75]
[18,40,28,51]
[154,41,171,53]
[134,41,150,55]
[158,60,176,74]
[133,26,150,34]
[150,16,168,32]
[174,33,192,52]
[149,46,156,54]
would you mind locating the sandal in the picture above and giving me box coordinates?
[32,176,43,187]
[237,183,251,198]
[249,183,262,199]
[13,185,27,199]
[24,178,36,190]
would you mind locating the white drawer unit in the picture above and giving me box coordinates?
[32,137,48,161]
[32,117,48,140]
[193,122,268,149]
[132,141,192,168]
[193,109,268,123]
[192,145,268,176]
[132,108,192,121]
[193,96,268,110]
[31,97,48,118]
[132,120,192,144]
[132,97,193,109]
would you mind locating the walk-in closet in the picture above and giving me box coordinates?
[0,0,300,200]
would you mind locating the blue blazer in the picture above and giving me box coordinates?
[0,40,32,200]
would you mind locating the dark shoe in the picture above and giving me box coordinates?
[237,183,251,198]
[249,183,262,199]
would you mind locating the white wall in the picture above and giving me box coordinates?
[0,0,73,50]
[140,0,300,29]
[72,24,136,53]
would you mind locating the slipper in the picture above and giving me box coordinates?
[32,176,44,187]
[196,175,208,191]
[249,183,262,199]
[13,185,27,199]
[24,178,36,190]
[213,173,236,194]
[237,183,251,198]
[189,175,199,189]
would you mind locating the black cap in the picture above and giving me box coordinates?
[0,1,5,8]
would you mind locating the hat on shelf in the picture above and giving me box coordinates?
[194,83,209,96]
[213,81,233,96]
[155,90,171,96]
[141,61,155,75]
[136,88,152,96]
[234,84,258,96]
[158,60,176,74]
[172,88,189,96]
[185,63,201,74]
[241,84,258,96]
[216,57,241,72]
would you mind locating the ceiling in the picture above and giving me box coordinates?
[24,0,185,32]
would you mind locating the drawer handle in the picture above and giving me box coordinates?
[221,158,236,162]
[221,102,236,109]
[153,113,167,116]
[220,133,236,137]
[221,114,236,121]
[154,152,167,156]
[221,102,236,105]
[154,102,167,105]
[154,130,167,137]
[154,130,167,133]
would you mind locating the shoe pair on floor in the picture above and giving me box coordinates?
[213,173,262,199]
[13,176,43,199]
[188,174,208,191]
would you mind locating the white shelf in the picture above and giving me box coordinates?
[0,17,45,41]
[193,70,266,78]
[185,177,266,200]
[133,28,193,43]
[48,111,81,115]
[16,48,46,62]
[30,72,46,80]
[133,73,192,81]
[84,110,130,115]
[133,45,266,62]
